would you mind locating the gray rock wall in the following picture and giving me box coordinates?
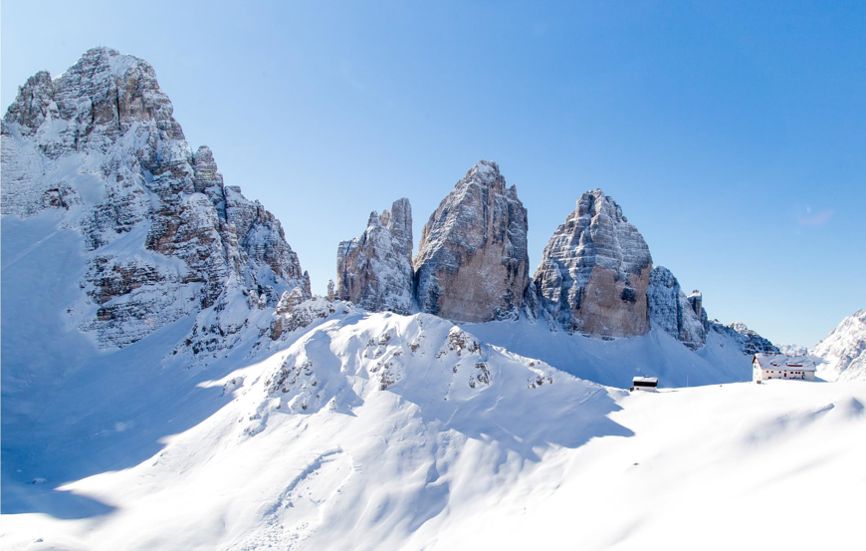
[414,161,529,322]
[534,189,652,337]
[336,198,415,314]
[647,266,707,349]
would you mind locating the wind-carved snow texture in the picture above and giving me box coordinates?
[533,189,653,337]
[1,47,310,351]
[813,309,866,381]
[647,266,707,350]
[336,198,415,315]
[414,160,529,322]
[251,313,560,435]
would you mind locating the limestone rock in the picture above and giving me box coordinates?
[2,48,309,351]
[534,189,652,337]
[336,198,414,314]
[647,266,707,349]
[414,161,529,322]
[709,321,779,355]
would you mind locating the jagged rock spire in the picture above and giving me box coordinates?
[336,198,415,314]
[533,189,652,337]
[414,161,529,322]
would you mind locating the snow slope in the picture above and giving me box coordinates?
[2,308,863,550]
[813,309,866,381]
[464,319,754,388]
[6,206,863,550]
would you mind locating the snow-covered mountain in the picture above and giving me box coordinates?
[1,47,310,355]
[813,309,866,381]
[4,48,862,550]
[1,306,863,550]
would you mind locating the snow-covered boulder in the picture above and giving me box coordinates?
[533,189,653,337]
[647,266,707,349]
[336,198,415,314]
[813,309,866,381]
[1,47,310,351]
[413,161,529,322]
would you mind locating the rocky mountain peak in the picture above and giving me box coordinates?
[462,159,506,186]
[1,47,309,353]
[534,188,653,336]
[336,198,414,314]
[2,47,184,162]
[2,71,55,133]
[414,161,529,322]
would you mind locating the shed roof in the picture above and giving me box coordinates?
[632,376,658,384]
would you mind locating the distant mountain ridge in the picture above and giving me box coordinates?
[1,47,781,372]
[813,309,866,381]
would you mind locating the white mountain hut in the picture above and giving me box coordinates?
[752,353,817,382]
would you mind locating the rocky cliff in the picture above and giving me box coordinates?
[709,321,779,355]
[533,189,652,337]
[414,161,529,322]
[336,198,415,314]
[647,266,707,349]
[1,47,310,352]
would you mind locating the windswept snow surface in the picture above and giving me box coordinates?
[464,319,753,388]
[3,215,865,550]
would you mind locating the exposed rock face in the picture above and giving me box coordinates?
[414,161,529,322]
[709,321,779,355]
[1,48,309,351]
[534,189,652,337]
[813,309,866,381]
[647,266,707,349]
[336,198,414,314]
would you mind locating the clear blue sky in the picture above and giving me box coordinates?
[3,1,864,346]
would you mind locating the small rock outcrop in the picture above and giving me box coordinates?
[1,48,310,351]
[647,266,707,349]
[534,189,652,337]
[414,161,529,322]
[336,198,414,314]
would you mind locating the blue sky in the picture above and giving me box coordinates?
[2,1,864,346]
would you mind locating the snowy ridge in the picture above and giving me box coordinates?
[2,308,863,549]
[813,309,866,381]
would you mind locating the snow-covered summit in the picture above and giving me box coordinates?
[813,309,866,381]
[1,47,310,351]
